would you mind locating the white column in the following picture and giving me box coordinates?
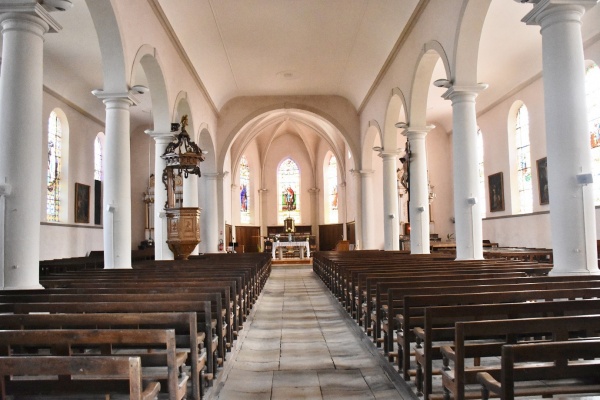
[359,170,375,249]
[380,151,400,250]
[216,172,228,251]
[183,176,199,255]
[230,183,237,246]
[258,188,268,240]
[351,169,363,250]
[94,92,137,269]
[202,173,219,253]
[442,86,486,260]
[402,128,432,254]
[309,187,320,247]
[146,131,174,260]
[0,5,61,289]
[521,0,599,274]
[340,182,347,240]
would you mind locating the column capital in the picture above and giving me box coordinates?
[308,187,320,194]
[258,188,268,193]
[145,130,175,143]
[401,125,435,140]
[0,2,66,33]
[231,183,237,190]
[92,90,141,107]
[203,173,219,180]
[441,84,488,101]
[359,169,375,176]
[519,0,596,26]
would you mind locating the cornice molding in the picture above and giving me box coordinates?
[146,0,219,116]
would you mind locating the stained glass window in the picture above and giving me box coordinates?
[326,155,338,223]
[586,63,600,205]
[477,129,486,217]
[515,104,532,214]
[278,158,300,224]
[239,155,250,224]
[94,135,103,181]
[47,111,62,221]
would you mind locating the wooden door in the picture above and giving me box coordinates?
[235,226,260,253]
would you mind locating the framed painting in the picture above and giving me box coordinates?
[75,183,90,223]
[537,157,549,205]
[488,172,505,212]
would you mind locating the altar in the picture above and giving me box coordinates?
[272,241,311,260]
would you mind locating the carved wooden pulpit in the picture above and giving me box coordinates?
[161,115,205,260]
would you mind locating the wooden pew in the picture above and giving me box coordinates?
[5,300,218,385]
[395,286,600,382]
[0,356,161,400]
[0,329,187,400]
[441,313,600,400]
[477,340,600,400]
[0,312,205,400]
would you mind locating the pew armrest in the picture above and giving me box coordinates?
[440,345,456,363]
[414,327,425,341]
[476,371,501,395]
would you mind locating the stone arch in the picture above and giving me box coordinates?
[383,88,408,151]
[362,120,382,171]
[130,45,171,133]
[198,123,216,175]
[408,41,451,127]
[217,102,359,175]
[173,92,195,138]
[453,0,493,86]
[85,0,128,93]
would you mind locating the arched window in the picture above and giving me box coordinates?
[515,104,532,213]
[477,128,486,217]
[46,111,62,221]
[325,154,338,223]
[94,134,103,181]
[586,62,600,205]
[239,155,250,224]
[278,158,300,224]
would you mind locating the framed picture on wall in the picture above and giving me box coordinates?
[75,183,90,223]
[488,172,505,212]
[537,157,549,205]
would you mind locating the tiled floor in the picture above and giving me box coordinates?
[208,265,416,400]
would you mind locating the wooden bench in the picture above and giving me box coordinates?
[435,307,600,399]
[477,340,600,400]
[0,356,161,399]
[0,329,187,400]
[0,312,206,400]
[395,286,600,382]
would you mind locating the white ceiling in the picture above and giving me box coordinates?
[3,0,600,134]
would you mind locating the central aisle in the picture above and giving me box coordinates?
[211,265,416,400]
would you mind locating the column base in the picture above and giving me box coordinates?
[548,268,600,276]
[3,283,44,290]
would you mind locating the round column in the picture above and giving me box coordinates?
[95,93,135,269]
[0,9,57,289]
[309,187,320,248]
[258,188,268,241]
[360,170,376,249]
[521,0,599,274]
[403,128,431,254]
[442,86,486,260]
[380,151,400,250]
[202,173,220,253]
[146,131,174,260]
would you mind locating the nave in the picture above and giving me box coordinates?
[210,266,414,400]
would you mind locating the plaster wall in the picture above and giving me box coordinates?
[262,135,314,227]
[130,126,155,248]
[39,91,105,260]
[426,126,454,240]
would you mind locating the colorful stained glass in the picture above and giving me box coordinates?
[278,158,300,224]
[239,156,250,224]
[515,104,532,213]
[47,111,62,222]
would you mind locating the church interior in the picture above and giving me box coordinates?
[1,0,600,399]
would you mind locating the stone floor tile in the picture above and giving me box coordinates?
[224,369,274,393]
[317,369,370,391]
[332,355,380,369]
[232,361,280,372]
[216,388,271,400]
[279,356,335,370]
[273,370,320,387]
[272,386,323,400]
[321,388,375,400]
[246,329,282,339]
[241,338,281,351]
[237,348,281,363]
